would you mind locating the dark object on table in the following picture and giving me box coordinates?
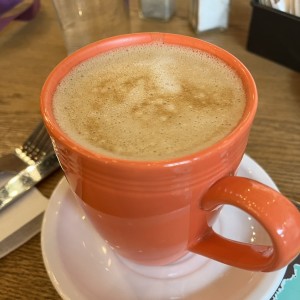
[247,0,300,72]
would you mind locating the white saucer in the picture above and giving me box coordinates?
[41,154,286,300]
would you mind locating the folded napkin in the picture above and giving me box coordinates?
[0,174,48,258]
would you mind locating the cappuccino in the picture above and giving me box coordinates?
[53,43,246,161]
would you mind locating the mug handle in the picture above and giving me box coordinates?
[189,177,300,271]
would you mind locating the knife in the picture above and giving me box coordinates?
[0,152,60,212]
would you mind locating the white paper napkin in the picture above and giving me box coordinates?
[196,0,230,32]
[0,174,48,258]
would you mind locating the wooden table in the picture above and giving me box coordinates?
[0,1,299,299]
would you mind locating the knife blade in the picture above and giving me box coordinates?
[0,152,60,211]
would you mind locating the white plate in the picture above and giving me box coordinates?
[41,154,286,300]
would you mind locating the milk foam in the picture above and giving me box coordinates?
[53,43,246,161]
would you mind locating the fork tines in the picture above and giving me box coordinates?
[14,122,54,165]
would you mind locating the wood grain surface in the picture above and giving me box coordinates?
[0,0,299,299]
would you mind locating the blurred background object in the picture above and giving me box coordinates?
[139,0,176,21]
[51,0,130,54]
[0,0,40,31]
[247,0,300,72]
[188,0,230,33]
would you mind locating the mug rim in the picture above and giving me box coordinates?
[40,32,257,169]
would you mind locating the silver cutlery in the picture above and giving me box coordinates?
[0,122,60,211]
[0,122,54,172]
[0,152,59,211]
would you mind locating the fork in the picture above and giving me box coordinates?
[0,121,56,173]
[0,121,61,211]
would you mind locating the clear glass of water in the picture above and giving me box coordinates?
[52,0,130,54]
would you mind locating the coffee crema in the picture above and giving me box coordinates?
[53,43,246,161]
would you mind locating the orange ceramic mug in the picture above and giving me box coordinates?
[41,33,300,272]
